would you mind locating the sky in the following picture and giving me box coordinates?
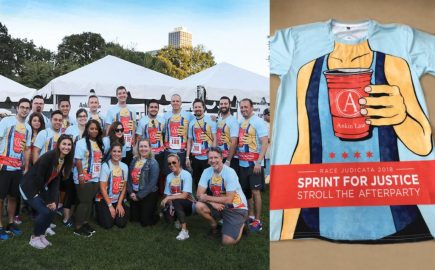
[0,0,270,76]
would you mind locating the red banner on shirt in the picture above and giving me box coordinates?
[270,160,435,210]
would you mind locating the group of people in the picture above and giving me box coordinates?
[0,85,269,249]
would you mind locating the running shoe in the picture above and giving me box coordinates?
[176,229,189,241]
[0,227,9,240]
[39,235,52,246]
[45,227,56,236]
[249,219,263,232]
[6,223,22,236]
[82,223,96,234]
[29,236,47,249]
[63,219,74,228]
[73,227,92,238]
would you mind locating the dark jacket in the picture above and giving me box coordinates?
[127,157,159,199]
[20,150,63,204]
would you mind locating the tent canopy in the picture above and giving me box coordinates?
[0,75,36,102]
[169,62,269,102]
[38,55,180,99]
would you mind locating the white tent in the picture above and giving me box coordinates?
[169,62,269,102]
[0,75,36,101]
[38,55,180,99]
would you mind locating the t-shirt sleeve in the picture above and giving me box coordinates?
[255,119,269,138]
[163,175,170,195]
[229,118,239,138]
[198,169,209,189]
[33,130,46,149]
[182,171,193,193]
[105,108,114,125]
[270,28,294,76]
[408,28,435,76]
[99,163,110,182]
[188,122,194,139]
[136,119,144,136]
[74,140,85,160]
[25,125,32,147]
[224,169,239,192]
[210,119,217,134]
[0,118,7,138]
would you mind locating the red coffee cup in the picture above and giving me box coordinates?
[323,68,372,140]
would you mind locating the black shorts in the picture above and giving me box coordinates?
[0,170,22,199]
[239,166,263,191]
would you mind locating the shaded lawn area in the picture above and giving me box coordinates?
[0,188,269,270]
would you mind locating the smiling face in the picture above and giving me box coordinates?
[167,155,180,173]
[208,150,223,171]
[59,101,71,117]
[193,101,205,118]
[32,98,44,113]
[171,95,181,112]
[138,140,151,158]
[59,138,73,156]
[87,122,99,139]
[51,113,63,132]
[31,115,41,131]
[77,111,88,126]
[88,97,99,113]
[111,145,122,162]
[148,102,159,117]
[115,124,124,138]
[116,88,128,103]
[17,101,30,119]
[240,100,253,119]
[219,99,230,115]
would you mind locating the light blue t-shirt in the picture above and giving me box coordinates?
[217,115,239,158]
[238,115,268,167]
[188,115,217,160]
[65,125,84,143]
[269,20,435,242]
[0,116,32,171]
[99,160,128,203]
[164,169,193,196]
[164,111,194,153]
[73,138,104,184]
[34,128,61,156]
[105,105,137,151]
[88,111,105,129]
[198,166,248,210]
[136,115,165,154]
[103,136,127,158]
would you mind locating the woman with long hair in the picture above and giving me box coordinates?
[96,142,129,229]
[161,153,194,241]
[60,108,88,227]
[19,134,74,249]
[127,139,160,226]
[103,121,127,162]
[73,119,104,237]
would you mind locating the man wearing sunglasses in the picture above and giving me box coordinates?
[105,86,137,166]
[186,98,217,187]
[136,99,165,171]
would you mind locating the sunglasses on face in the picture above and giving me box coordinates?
[168,161,177,166]
[115,128,124,133]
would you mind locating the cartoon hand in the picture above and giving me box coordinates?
[177,125,186,136]
[20,140,26,151]
[154,131,162,141]
[220,133,228,144]
[242,133,252,145]
[128,120,134,132]
[200,132,209,142]
[359,85,406,126]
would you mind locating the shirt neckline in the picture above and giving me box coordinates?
[328,19,375,45]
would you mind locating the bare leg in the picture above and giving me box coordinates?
[252,190,262,220]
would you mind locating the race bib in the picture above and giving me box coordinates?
[13,131,25,153]
[170,137,181,150]
[191,142,202,155]
[124,134,132,147]
[92,163,101,178]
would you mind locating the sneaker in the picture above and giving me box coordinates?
[45,227,56,236]
[63,219,74,228]
[248,217,255,224]
[174,220,181,230]
[14,215,22,225]
[29,236,47,249]
[82,223,96,234]
[0,227,10,240]
[73,227,92,238]
[249,219,263,232]
[39,235,52,246]
[50,223,57,229]
[6,223,22,236]
[176,229,189,241]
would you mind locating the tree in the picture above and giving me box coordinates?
[57,32,106,66]
[0,23,15,78]
[19,60,54,89]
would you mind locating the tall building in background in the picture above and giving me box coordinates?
[168,27,192,48]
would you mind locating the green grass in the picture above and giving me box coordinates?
[0,188,269,270]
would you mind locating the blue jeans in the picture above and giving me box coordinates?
[26,195,55,236]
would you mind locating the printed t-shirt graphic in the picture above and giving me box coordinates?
[34,128,61,156]
[105,106,137,151]
[137,115,165,154]
[61,114,77,134]
[98,160,128,203]
[0,116,32,171]
[238,115,268,167]
[88,113,105,129]
[269,20,435,242]
[188,115,217,160]
[164,111,193,152]
[73,138,103,184]
[131,158,146,191]
[164,169,193,201]
[65,125,83,143]
[217,115,239,158]
[199,166,248,209]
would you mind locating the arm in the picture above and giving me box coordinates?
[32,147,41,164]
[226,137,238,163]
[76,159,85,184]
[199,190,236,205]
[186,138,192,168]
[24,147,31,173]
[253,136,268,174]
